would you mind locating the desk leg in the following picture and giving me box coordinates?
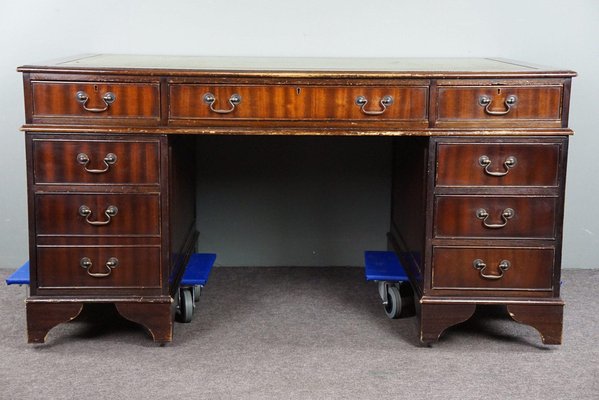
[419,302,476,345]
[507,303,563,345]
[26,301,84,343]
[115,302,173,344]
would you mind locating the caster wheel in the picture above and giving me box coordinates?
[172,290,181,321]
[377,281,387,303]
[178,288,193,323]
[194,285,201,303]
[398,281,416,317]
[384,285,402,319]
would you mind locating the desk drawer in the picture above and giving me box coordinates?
[35,193,160,236]
[436,142,561,187]
[432,246,554,292]
[36,246,161,289]
[169,84,428,122]
[435,84,562,127]
[32,138,160,185]
[434,195,557,239]
[31,81,160,124]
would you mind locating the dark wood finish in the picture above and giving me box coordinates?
[26,301,84,343]
[391,134,568,344]
[507,303,563,344]
[31,80,160,125]
[166,136,198,296]
[436,84,562,126]
[32,137,161,185]
[431,246,555,291]
[17,55,574,345]
[36,245,162,289]
[434,195,557,239]
[561,79,573,128]
[35,193,160,236]
[389,137,429,295]
[169,83,428,122]
[419,303,476,344]
[436,142,561,187]
[24,131,196,342]
[115,302,173,344]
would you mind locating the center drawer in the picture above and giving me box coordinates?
[168,83,428,122]
[36,246,162,289]
[35,193,160,236]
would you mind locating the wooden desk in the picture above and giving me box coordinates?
[18,55,575,344]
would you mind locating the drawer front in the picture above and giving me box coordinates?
[169,84,428,122]
[432,246,554,291]
[35,193,160,236]
[31,81,160,123]
[436,85,562,126]
[36,246,161,289]
[434,196,557,239]
[436,142,561,187]
[32,139,160,185]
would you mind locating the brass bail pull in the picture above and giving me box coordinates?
[80,257,119,278]
[203,92,241,114]
[478,94,517,116]
[75,90,116,113]
[478,155,517,177]
[473,259,511,280]
[78,205,118,226]
[476,208,515,229]
[76,153,117,174]
[355,95,394,115]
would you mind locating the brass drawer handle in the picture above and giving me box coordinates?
[78,205,118,226]
[76,152,117,174]
[75,91,116,113]
[476,207,514,229]
[355,95,394,115]
[80,257,119,278]
[479,155,517,177]
[473,259,511,280]
[478,95,517,116]
[203,92,241,114]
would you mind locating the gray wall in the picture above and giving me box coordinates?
[1,0,597,268]
[195,136,392,266]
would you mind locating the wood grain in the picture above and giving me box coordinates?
[32,138,161,185]
[31,81,160,125]
[18,55,574,345]
[431,246,555,291]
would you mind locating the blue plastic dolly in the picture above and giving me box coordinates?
[175,253,216,323]
[5,261,30,286]
[364,251,414,319]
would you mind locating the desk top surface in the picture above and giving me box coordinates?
[18,54,576,78]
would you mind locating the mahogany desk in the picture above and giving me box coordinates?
[17,55,575,344]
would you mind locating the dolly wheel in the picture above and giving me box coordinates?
[172,290,181,321]
[384,285,402,319]
[194,285,201,303]
[179,288,193,323]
